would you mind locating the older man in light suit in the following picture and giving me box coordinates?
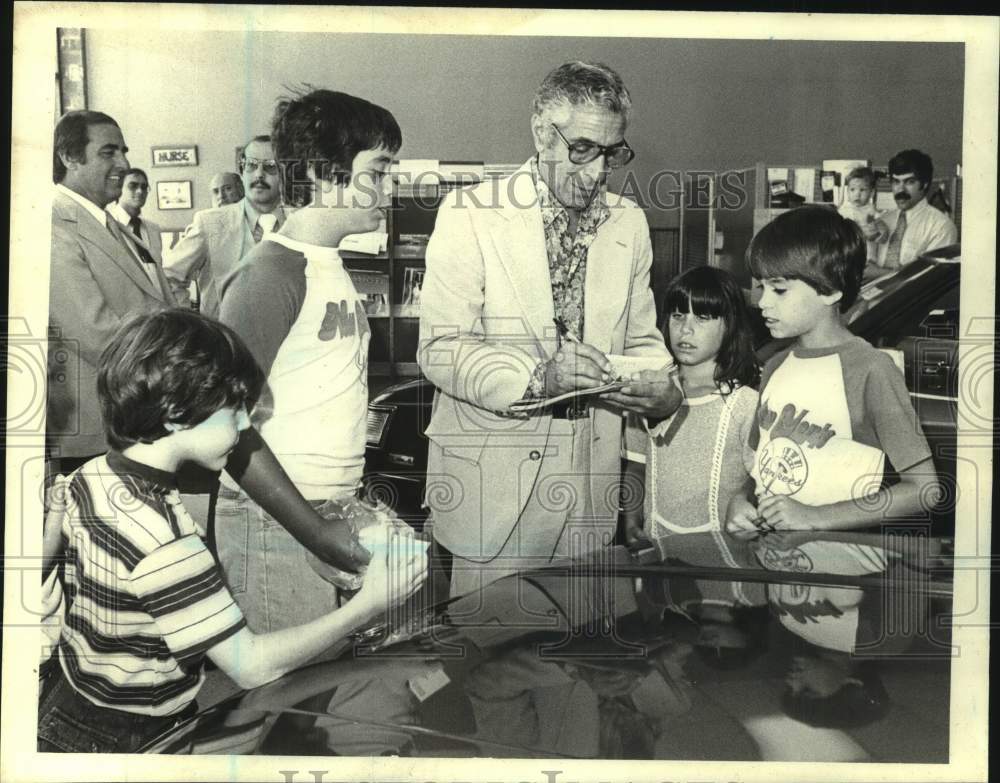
[419,62,681,598]
[48,111,178,470]
[163,136,285,317]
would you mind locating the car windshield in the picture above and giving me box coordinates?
[146,530,953,762]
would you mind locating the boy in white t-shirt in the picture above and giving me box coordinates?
[726,206,939,727]
[730,205,938,535]
[217,88,403,633]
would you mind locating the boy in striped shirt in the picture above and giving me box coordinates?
[38,309,427,753]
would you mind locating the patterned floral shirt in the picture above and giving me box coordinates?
[526,158,611,398]
[532,157,611,339]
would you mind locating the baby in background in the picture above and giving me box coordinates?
[837,167,887,261]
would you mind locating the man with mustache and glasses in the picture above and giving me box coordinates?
[163,136,286,317]
[867,149,958,278]
[418,61,681,598]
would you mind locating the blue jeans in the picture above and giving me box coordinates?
[37,663,196,753]
[214,485,342,633]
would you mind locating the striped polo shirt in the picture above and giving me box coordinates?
[57,451,246,716]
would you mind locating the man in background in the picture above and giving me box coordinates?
[211,170,244,207]
[868,148,958,278]
[107,167,164,265]
[49,111,177,472]
[163,136,286,316]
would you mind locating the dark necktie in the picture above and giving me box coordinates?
[128,216,156,265]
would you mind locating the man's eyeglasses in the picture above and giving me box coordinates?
[242,157,280,175]
[125,182,150,191]
[551,124,634,168]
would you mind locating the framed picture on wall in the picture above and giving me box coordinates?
[156,180,193,210]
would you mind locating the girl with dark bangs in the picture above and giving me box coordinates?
[624,267,761,609]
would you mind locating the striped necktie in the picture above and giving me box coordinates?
[883,211,907,269]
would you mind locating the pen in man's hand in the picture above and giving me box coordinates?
[553,317,580,343]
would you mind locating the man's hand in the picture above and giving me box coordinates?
[544,341,612,396]
[725,495,760,541]
[757,495,827,531]
[603,367,682,418]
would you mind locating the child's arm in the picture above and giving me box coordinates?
[756,458,939,531]
[42,475,67,578]
[226,427,370,572]
[622,459,649,548]
[207,528,427,690]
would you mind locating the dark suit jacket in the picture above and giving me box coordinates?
[48,189,176,458]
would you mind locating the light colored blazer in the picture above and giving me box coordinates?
[162,200,252,318]
[418,161,669,561]
[48,190,175,458]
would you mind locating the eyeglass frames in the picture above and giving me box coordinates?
[550,124,635,168]
[241,157,280,175]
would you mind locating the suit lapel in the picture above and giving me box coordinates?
[79,209,166,300]
[490,163,556,352]
[583,203,631,353]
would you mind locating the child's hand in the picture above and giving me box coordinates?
[756,495,826,531]
[623,512,651,550]
[725,495,760,540]
[43,475,68,575]
[355,526,428,616]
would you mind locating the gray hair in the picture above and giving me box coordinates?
[532,61,632,121]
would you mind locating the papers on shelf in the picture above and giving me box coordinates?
[339,229,388,256]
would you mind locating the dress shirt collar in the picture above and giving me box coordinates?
[107,202,140,229]
[243,198,285,232]
[56,183,110,227]
[530,157,609,232]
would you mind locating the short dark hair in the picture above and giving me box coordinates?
[845,166,876,189]
[271,87,402,208]
[661,266,760,391]
[53,110,119,184]
[888,149,934,188]
[746,205,866,312]
[97,310,263,450]
[122,167,148,182]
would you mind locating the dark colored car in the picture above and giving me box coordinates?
[142,529,954,761]
[364,246,962,533]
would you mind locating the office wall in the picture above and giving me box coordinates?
[85,30,964,229]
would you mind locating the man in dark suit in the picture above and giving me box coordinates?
[107,167,164,265]
[48,111,177,471]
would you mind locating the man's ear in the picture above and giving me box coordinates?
[820,290,843,308]
[529,114,548,155]
[58,151,82,172]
